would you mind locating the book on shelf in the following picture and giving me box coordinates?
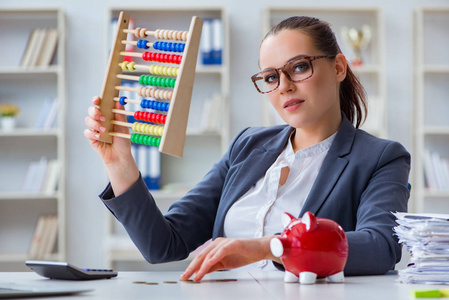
[134,145,161,190]
[28,214,58,260]
[34,97,59,129]
[20,28,58,68]
[36,28,58,67]
[423,149,449,192]
[200,18,223,65]
[200,92,223,132]
[21,157,60,194]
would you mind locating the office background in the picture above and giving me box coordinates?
[1,0,448,271]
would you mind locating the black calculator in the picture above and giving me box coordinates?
[26,260,118,280]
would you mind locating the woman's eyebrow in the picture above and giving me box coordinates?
[259,54,308,71]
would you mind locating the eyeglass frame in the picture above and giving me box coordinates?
[251,55,336,94]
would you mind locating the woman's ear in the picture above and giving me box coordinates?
[335,53,347,83]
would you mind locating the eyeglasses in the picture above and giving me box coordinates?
[251,55,335,94]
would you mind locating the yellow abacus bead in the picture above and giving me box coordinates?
[127,62,136,71]
[121,61,128,71]
[146,125,154,134]
[156,65,164,75]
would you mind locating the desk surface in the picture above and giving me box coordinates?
[0,270,440,299]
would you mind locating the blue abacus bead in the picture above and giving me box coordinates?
[137,40,143,49]
[119,96,127,106]
[140,99,147,108]
[151,100,157,110]
[164,103,170,111]
[180,43,185,52]
[153,41,160,50]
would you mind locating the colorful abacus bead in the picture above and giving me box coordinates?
[132,122,164,136]
[131,134,161,147]
[152,41,185,53]
[140,100,170,111]
[138,75,176,88]
[134,111,167,124]
[136,39,150,49]
[149,65,179,77]
[142,52,183,64]
[119,96,127,105]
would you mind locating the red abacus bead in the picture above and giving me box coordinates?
[177,56,182,64]
[142,52,149,61]
[134,111,141,120]
[162,115,167,124]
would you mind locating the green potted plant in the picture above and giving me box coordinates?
[0,103,20,131]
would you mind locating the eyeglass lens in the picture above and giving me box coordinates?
[254,58,313,93]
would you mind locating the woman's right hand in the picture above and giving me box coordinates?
[84,96,140,195]
[84,96,131,164]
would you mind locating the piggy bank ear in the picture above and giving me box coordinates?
[281,212,296,228]
[301,212,317,231]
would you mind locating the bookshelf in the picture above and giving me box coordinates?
[260,7,387,138]
[413,7,449,213]
[104,7,230,270]
[0,8,66,271]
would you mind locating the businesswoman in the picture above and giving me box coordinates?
[84,16,410,282]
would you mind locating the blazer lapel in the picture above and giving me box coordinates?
[299,116,355,216]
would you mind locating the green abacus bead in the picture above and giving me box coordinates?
[145,135,151,146]
[138,134,144,145]
[170,78,176,88]
[156,137,161,147]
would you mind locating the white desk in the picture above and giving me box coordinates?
[0,270,439,299]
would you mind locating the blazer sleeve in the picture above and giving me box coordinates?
[99,128,250,264]
[344,140,410,275]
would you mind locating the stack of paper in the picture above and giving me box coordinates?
[394,212,449,284]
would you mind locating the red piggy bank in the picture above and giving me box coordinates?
[270,211,348,284]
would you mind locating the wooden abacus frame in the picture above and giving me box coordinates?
[99,11,203,157]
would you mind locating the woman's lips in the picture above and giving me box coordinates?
[283,99,305,111]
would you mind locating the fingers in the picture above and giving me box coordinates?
[85,96,107,140]
[83,128,100,140]
[181,238,231,282]
[92,95,101,106]
[181,244,214,281]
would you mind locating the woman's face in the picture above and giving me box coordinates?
[259,29,346,130]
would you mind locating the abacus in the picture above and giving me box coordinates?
[99,11,203,157]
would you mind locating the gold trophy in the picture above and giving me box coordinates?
[341,25,372,66]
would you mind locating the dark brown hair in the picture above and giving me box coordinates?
[264,16,367,128]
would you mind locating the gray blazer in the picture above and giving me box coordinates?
[101,115,411,275]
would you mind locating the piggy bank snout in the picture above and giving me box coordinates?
[270,237,286,258]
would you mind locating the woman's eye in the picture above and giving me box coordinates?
[292,62,310,73]
[264,73,278,84]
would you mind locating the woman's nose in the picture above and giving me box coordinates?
[278,71,295,93]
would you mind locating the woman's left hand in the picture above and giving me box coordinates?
[180,236,281,282]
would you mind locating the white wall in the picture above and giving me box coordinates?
[1,0,448,268]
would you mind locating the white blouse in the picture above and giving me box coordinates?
[223,131,337,270]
